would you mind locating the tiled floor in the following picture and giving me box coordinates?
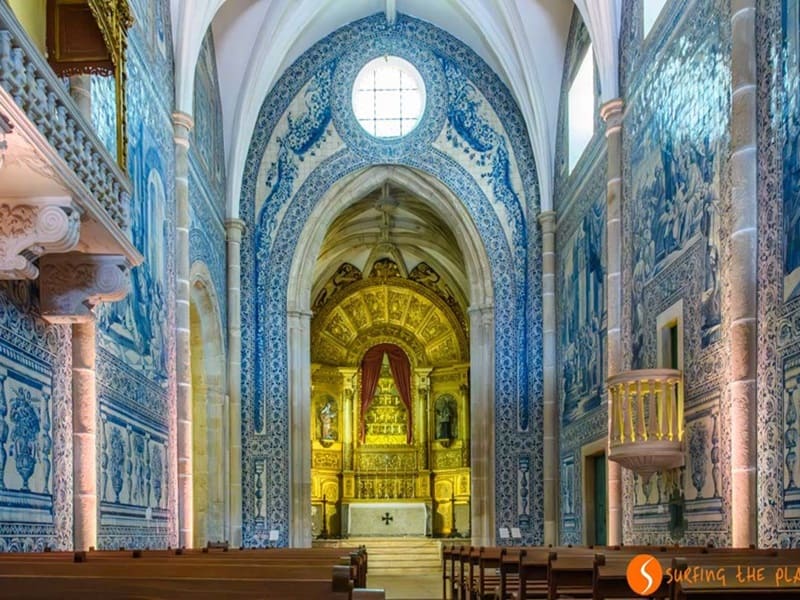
[367,573,441,599]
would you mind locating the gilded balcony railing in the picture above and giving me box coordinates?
[607,369,684,478]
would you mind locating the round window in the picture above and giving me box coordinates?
[352,56,426,138]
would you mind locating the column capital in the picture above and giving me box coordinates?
[225,218,246,241]
[39,253,130,323]
[172,111,195,139]
[600,98,624,121]
[538,210,557,233]
[600,98,625,135]
[0,199,80,279]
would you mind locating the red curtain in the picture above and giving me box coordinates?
[359,343,413,444]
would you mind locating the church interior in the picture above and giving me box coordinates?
[0,0,796,596]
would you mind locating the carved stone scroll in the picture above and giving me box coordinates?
[0,201,80,279]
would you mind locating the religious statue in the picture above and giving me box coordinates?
[319,398,337,442]
[435,395,456,441]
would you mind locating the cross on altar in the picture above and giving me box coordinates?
[381,512,394,525]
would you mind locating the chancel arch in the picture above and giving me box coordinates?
[244,14,542,550]
[189,262,227,548]
[282,162,504,546]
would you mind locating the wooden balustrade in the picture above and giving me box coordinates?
[607,369,684,478]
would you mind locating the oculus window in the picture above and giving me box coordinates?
[568,45,595,172]
[353,56,426,138]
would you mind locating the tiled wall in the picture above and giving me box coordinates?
[557,0,734,545]
[95,0,176,549]
[554,11,609,545]
[189,31,227,321]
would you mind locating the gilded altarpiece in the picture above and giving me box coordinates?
[310,266,470,537]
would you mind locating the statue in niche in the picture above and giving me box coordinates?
[435,395,457,444]
[318,397,338,445]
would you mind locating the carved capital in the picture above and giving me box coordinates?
[0,200,80,279]
[600,98,625,135]
[225,218,246,242]
[39,253,130,323]
[538,210,557,234]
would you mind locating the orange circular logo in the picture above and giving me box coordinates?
[626,553,663,596]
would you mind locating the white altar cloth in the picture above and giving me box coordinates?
[346,502,428,536]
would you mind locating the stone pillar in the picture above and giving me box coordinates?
[173,112,194,548]
[539,210,558,545]
[39,253,130,550]
[600,98,624,546]
[288,309,312,547]
[225,218,245,547]
[469,304,495,546]
[729,0,757,548]
[72,320,97,551]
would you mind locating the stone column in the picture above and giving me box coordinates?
[39,253,130,550]
[600,98,624,547]
[539,210,558,545]
[468,304,495,546]
[225,218,245,547]
[288,309,312,547]
[729,0,757,548]
[67,79,98,551]
[173,112,194,548]
[72,320,97,551]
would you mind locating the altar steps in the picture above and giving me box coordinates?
[314,537,445,575]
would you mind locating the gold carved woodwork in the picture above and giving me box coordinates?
[432,449,463,470]
[363,386,408,444]
[311,280,467,366]
[47,0,133,167]
[312,451,341,470]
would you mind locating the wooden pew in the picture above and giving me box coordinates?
[442,544,458,599]
[473,546,504,599]
[593,552,672,600]
[547,550,597,600]
[0,547,381,600]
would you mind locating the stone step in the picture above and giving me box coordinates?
[314,536,445,575]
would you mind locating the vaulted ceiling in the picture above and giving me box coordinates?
[312,184,468,310]
[170,0,622,216]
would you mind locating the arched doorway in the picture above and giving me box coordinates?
[189,264,227,547]
[287,166,495,546]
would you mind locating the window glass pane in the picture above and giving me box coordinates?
[643,0,668,37]
[568,46,595,172]
[352,56,426,138]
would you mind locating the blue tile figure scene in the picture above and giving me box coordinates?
[0,0,797,582]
